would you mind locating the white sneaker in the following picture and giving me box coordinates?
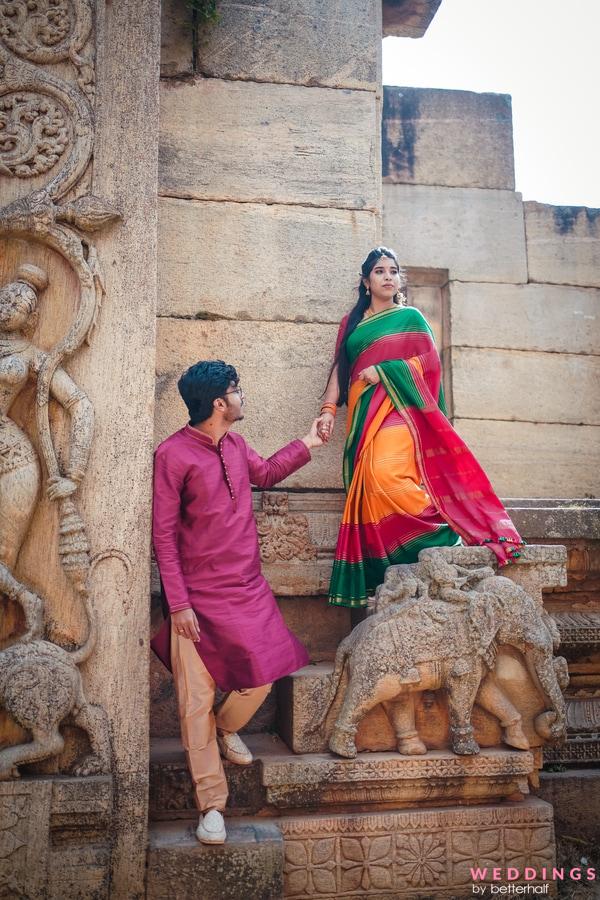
[217,731,253,766]
[196,809,226,844]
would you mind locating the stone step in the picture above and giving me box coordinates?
[146,818,283,900]
[148,797,558,900]
[150,734,533,820]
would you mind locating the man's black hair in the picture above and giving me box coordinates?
[178,360,239,425]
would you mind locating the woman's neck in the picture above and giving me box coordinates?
[368,297,396,314]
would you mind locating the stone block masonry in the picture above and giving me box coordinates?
[383,86,515,190]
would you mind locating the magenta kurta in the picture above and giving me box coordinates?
[150,425,310,690]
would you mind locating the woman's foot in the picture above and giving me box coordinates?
[217,731,253,765]
[196,809,226,844]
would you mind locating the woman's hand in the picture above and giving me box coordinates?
[46,476,78,502]
[172,608,201,642]
[316,412,335,443]
[302,418,325,449]
[357,365,380,385]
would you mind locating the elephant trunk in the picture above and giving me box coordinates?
[308,634,350,732]
[525,648,567,741]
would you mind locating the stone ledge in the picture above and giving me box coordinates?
[147,818,283,900]
[149,735,534,818]
[260,745,533,809]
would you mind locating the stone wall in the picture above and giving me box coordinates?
[157,0,385,490]
[382,85,600,498]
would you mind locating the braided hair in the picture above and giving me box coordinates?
[332,247,406,406]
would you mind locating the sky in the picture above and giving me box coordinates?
[382,0,599,209]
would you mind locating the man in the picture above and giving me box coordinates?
[150,360,322,844]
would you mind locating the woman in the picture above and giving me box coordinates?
[0,263,93,638]
[318,247,523,609]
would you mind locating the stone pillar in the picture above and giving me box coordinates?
[0,2,159,897]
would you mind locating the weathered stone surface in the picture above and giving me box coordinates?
[0,2,158,898]
[453,419,600,498]
[156,318,345,488]
[383,86,515,189]
[525,202,600,287]
[48,846,111,900]
[278,598,350,661]
[160,79,379,208]
[150,737,267,818]
[280,797,556,898]
[158,198,377,320]
[383,0,443,37]
[537,770,600,845]
[383,184,528,282]
[447,281,600,354]
[160,0,193,77]
[0,776,112,899]
[450,347,600,426]
[505,500,600,542]
[195,0,380,91]
[147,818,284,900]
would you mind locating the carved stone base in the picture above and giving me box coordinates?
[260,745,533,810]
[0,775,112,900]
[280,797,557,899]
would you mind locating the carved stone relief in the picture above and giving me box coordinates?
[0,0,118,779]
[280,799,555,899]
[256,491,317,564]
[306,549,568,761]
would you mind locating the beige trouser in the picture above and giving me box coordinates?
[170,623,271,812]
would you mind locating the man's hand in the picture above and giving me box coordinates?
[301,418,324,450]
[172,608,201,642]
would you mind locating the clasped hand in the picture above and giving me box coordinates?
[357,365,380,385]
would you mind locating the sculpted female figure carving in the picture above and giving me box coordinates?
[0,263,93,639]
[317,247,524,610]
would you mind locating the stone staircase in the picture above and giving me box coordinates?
[146,545,578,899]
[147,734,554,900]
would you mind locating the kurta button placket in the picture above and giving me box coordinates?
[218,437,236,509]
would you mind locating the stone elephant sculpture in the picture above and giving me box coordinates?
[312,557,568,759]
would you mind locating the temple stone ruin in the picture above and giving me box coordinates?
[0,0,598,898]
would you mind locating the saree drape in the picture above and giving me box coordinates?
[329,305,523,608]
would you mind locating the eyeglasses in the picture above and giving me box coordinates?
[224,386,244,401]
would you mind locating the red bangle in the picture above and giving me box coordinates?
[320,403,337,417]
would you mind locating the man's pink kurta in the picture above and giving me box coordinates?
[150,425,310,691]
